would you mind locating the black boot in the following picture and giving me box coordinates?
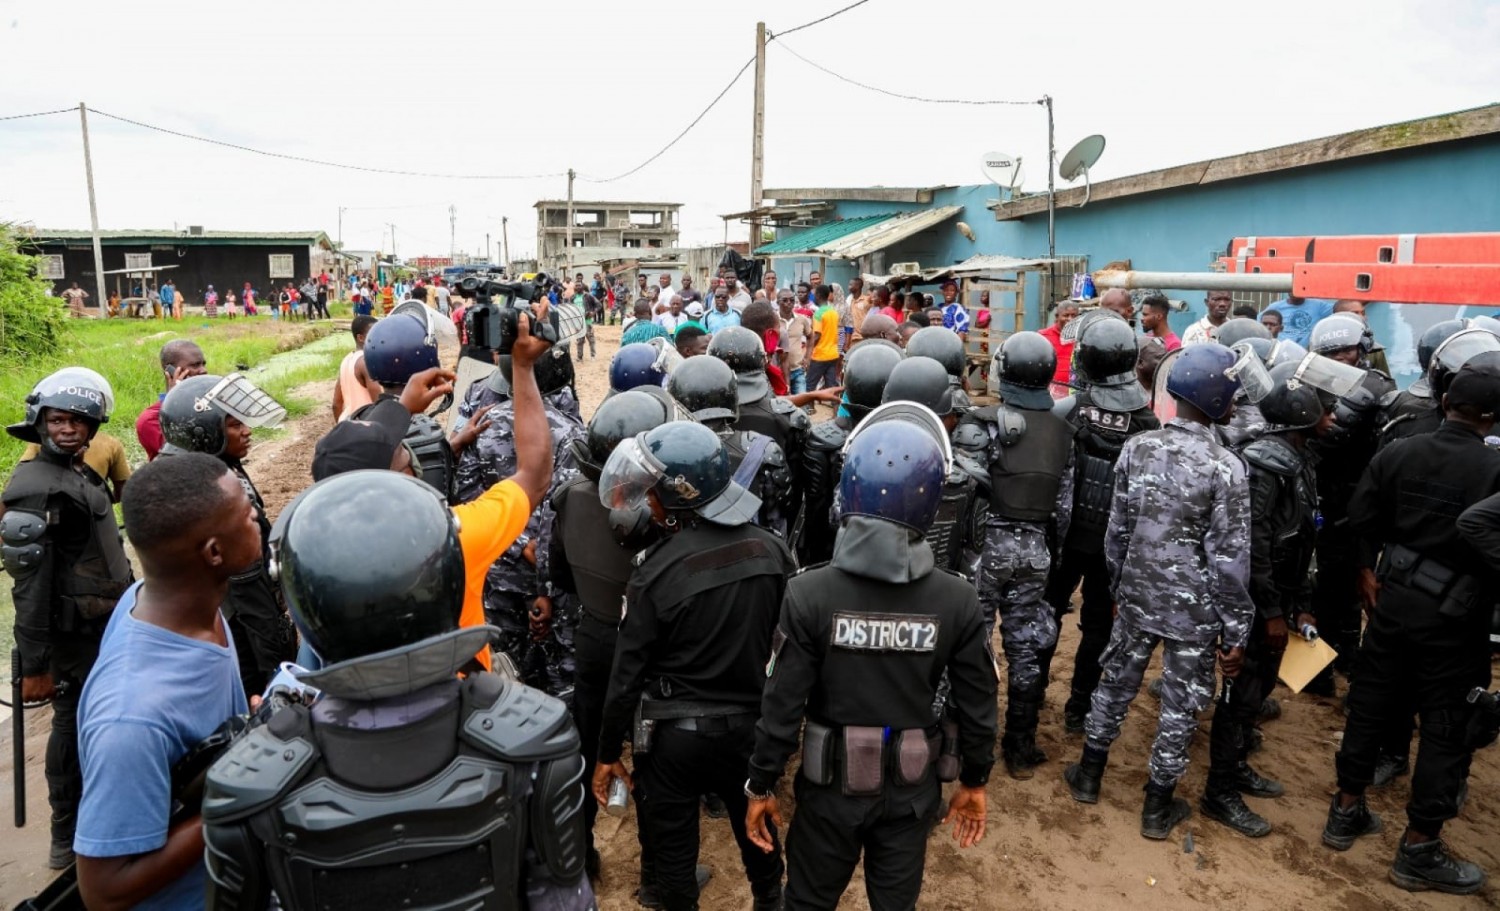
[1232,761,1284,798]
[1390,834,1486,895]
[1064,745,1107,804]
[1062,691,1089,735]
[752,880,785,911]
[637,864,713,909]
[1371,752,1410,788]
[1200,782,1271,838]
[1321,793,1382,851]
[1140,780,1191,840]
[1002,691,1047,780]
[49,812,76,870]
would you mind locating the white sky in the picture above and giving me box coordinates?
[1,0,1496,260]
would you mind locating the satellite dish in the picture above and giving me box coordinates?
[980,151,1025,191]
[1058,134,1106,208]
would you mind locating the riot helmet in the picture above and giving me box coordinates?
[1308,314,1367,359]
[1266,339,1309,369]
[1410,319,1476,397]
[599,421,760,528]
[160,373,286,457]
[844,341,904,420]
[1164,342,1240,421]
[1427,328,1500,401]
[881,356,954,417]
[271,471,464,666]
[364,309,441,388]
[905,327,966,379]
[848,400,954,475]
[576,388,685,480]
[707,326,770,405]
[1075,317,1149,411]
[995,331,1057,410]
[7,368,113,452]
[1468,314,1500,338]
[667,355,739,423]
[1215,317,1272,350]
[1258,360,1333,431]
[609,343,669,394]
[498,346,575,396]
[838,419,946,532]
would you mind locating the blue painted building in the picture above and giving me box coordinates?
[755,104,1500,388]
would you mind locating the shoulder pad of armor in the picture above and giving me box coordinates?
[759,438,788,469]
[1241,437,1300,477]
[807,421,846,450]
[995,405,1028,446]
[1378,388,1402,410]
[460,675,580,762]
[951,420,990,451]
[773,400,812,431]
[549,473,589,512]
[1,508,48,576]
[203,706,318,823]
[1,461,67,508]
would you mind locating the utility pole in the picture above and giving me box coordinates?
[501,216,510,269]
[385,223,397,260]
[449,204,457,260]
[78,103,107,317]
[485,232,491,266]
[749,22,767,253]
[338,206,347,248]
[1043,95,1055,261]
[565,168,575,276]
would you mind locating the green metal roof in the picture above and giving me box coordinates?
[753,213,896,255]
[30,229,333,248]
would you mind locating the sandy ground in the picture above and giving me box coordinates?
[2,322,1497,909]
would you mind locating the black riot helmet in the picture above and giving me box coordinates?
[996,331,1057,410]
[1259,360,1332,431]
[1410,319,1468,397]
[1075,316,1148,411]
[905,326,965,379]
[7,368,112,451]
[1427,328,1500,401]
[707,325,767,374]
[498,346,575,396]
[881,356,954,417]
[272,471,464,666]
[160,373,286,457]
[599,421,760,527]
[1215,317,1272,350]
[667,355,739,423]
[574,388,684,481]
[844,340,904,420]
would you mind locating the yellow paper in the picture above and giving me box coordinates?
[1278,635,1339,693]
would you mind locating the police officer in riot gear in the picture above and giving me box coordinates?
[1042,314,1161,735]
[3,370,134,867]
[745,418,997,911]
[202,471,595,911]
[708,325,809,462]
[904,325,971,412]
[1215,319,1275,447]
[158,372,296,698]
[1383,324,1500,448]
[669,356,795,538]
[549,389,684,887]
[795,341,903,565]
[364,308,460,498]
[609,342,671,396]
[1323,354,1500,895]
[955,331,1075,779]
[594,421,794,911]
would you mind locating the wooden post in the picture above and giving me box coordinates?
[502,216,511,269]
[565,169,576,276]
[749,22,766,256]
[78,103,107,317]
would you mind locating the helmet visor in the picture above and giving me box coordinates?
[647,337,685,378]
[598,434,664,514]
[390,299,458,346]
[846,401,955,474]
[1288,352,1366,398]
[1226,345,1275,403]
[206,374,287,429]
[554,301,588,345]
[1265,339,1308,369]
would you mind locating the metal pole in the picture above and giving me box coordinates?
[502,216,511,269]
[749,21,767,253]
[338,206,345,248]
[1092,270,1292,293]
[1043,95,1055,261]
[79,103,107,317]
[449,204,457,260]
[565,169,576,277]
[486,232,491,266]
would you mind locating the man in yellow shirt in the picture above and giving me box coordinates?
[807,283,843,390]
[21,431,131,502]
[309,309,554,672]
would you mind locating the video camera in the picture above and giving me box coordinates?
[459,271,559,356]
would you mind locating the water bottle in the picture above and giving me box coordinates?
[606,778,630,818]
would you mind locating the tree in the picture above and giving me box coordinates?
[0,224,66,360]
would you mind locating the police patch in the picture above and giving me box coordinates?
[831,612,940,653]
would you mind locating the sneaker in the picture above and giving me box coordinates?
[1322,794,1382,851]
[1390,837,1486,895]
[1371,753,1410,789]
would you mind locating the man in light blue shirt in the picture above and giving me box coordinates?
[74,454,259,911]
[1263,295,1334,348]
[704,288,742,335]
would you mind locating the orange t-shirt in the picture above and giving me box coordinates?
[451,478,533,671]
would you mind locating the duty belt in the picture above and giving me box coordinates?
[1377,543,1483,619]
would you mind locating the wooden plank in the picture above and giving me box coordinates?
[994,104,1500,221]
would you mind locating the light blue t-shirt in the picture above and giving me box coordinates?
[75,582,247,910]
[1263,297,1334,348]
[704,307,742,334]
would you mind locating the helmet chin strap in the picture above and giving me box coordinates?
[37,418,97,458]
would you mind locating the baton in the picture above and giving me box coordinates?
[12,647,25,828]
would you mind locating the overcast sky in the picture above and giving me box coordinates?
[2,0,1496,261]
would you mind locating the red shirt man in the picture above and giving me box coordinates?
[1039,301,1081,384]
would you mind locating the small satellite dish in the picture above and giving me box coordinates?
[980,151,1025,191]
[1059,135,1106,182]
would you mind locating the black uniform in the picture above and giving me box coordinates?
[222,459,298,696]
[1041,392,1159,722]
[598,521,795,911]
[1,449,133,846]
[748,517,997,911]
[737,394,809,471]
[1336,421,1500,838]
[717,427,795,539]
[795,416,851,565]
[1378,389,1442,450]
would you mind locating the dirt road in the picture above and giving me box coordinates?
[2,323,1495,909]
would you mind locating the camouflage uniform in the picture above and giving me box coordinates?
[1083,418,1254,788]
[453,395,585,701]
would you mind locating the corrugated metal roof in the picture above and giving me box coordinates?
[862,254,1059,286]
[820,206,963,259]
[753,213,897,255]
[29,229,333,247]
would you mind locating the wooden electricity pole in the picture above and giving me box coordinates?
[502,216,511,269]
[78,103,107,317]
[565,168,576,276]
[749,22,767,253]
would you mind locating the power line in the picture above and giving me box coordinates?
[772,0,872,38]
[87,107,568,181]
[773,40,1042,106]
[0,106,78,121]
